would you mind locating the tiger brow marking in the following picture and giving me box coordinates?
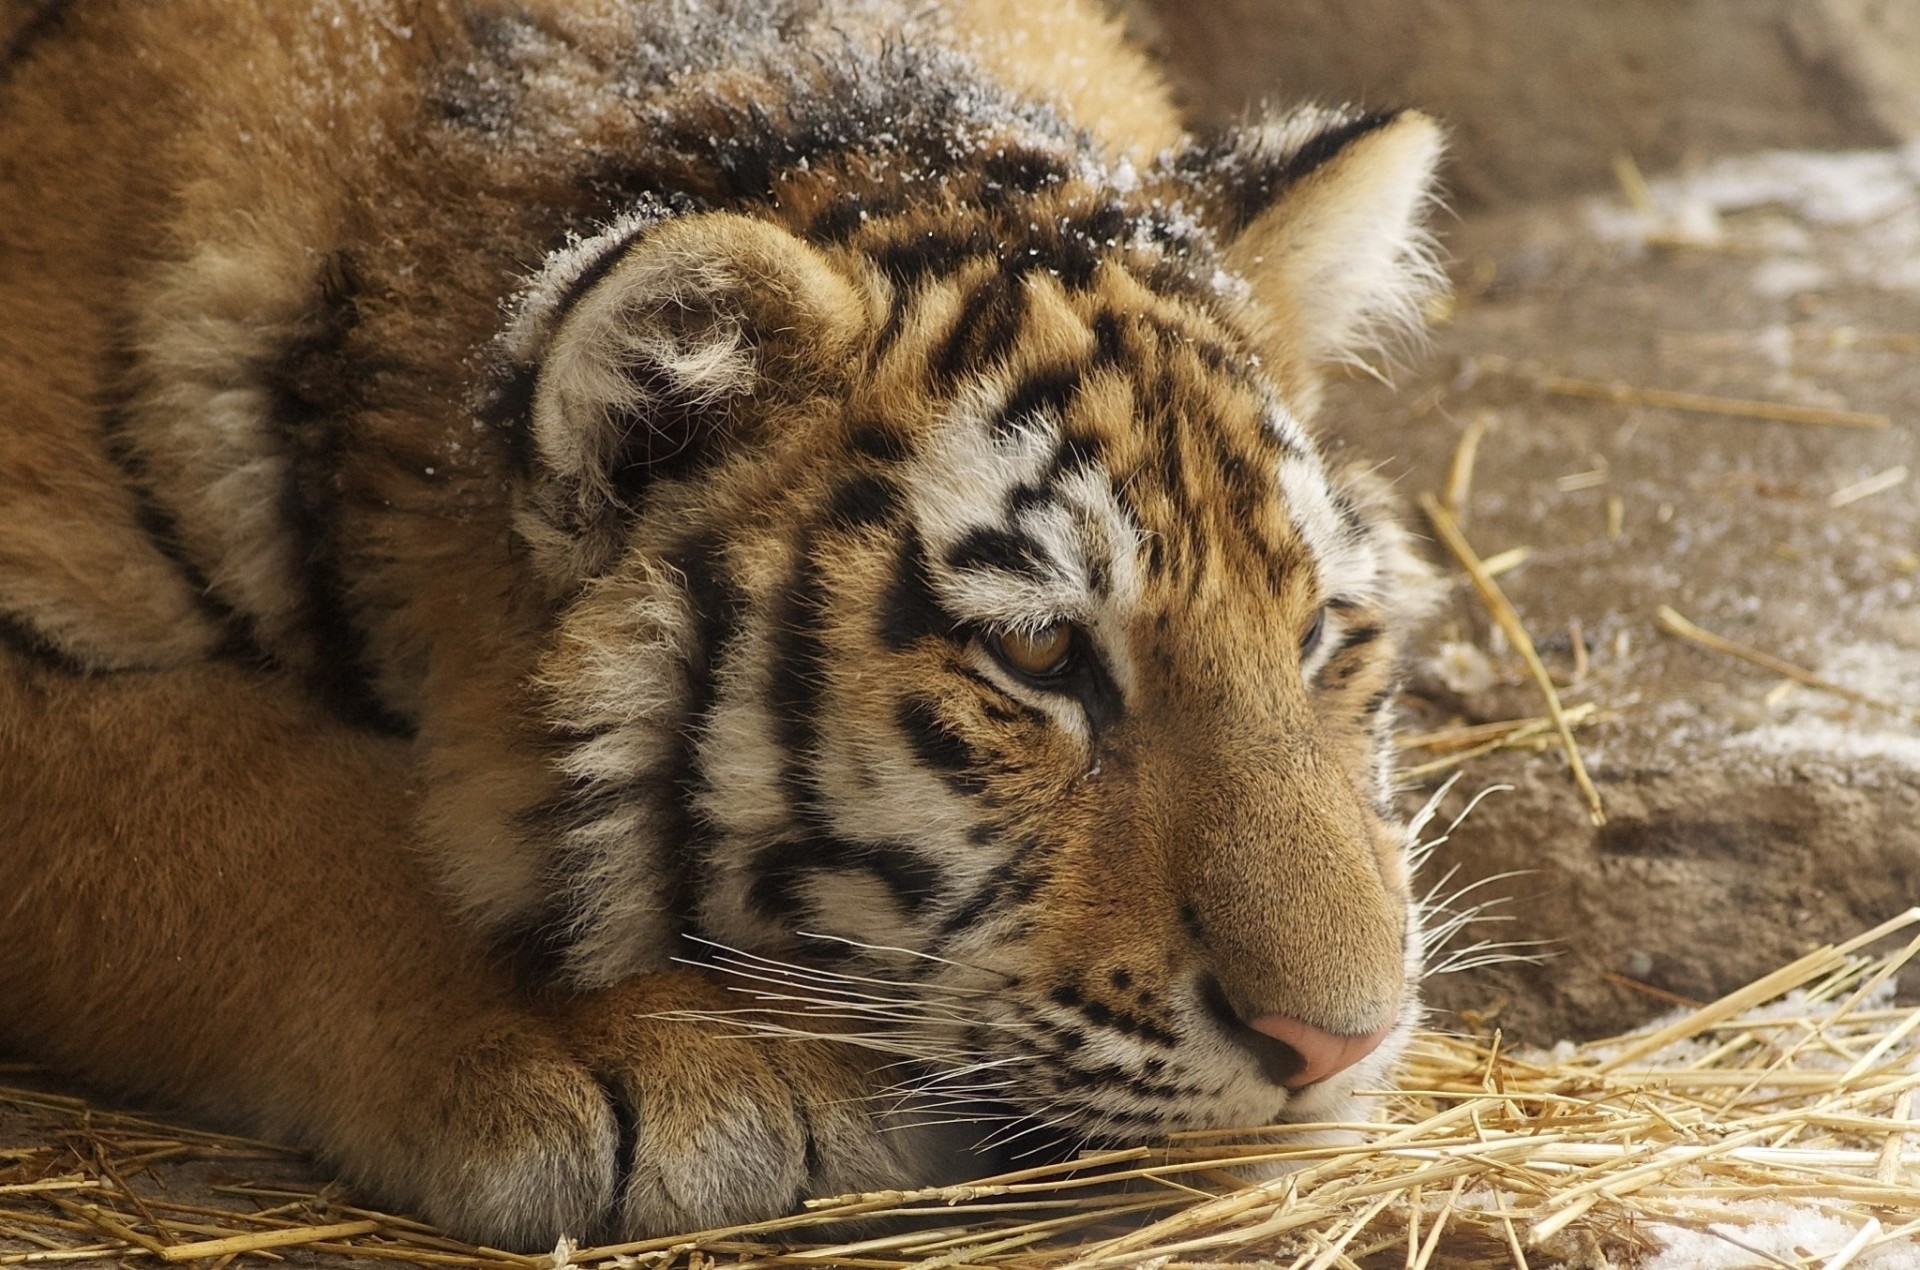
[876,530,959,652]
[943,525,1052,582]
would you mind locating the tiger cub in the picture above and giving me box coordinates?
[0,0,1443,1250]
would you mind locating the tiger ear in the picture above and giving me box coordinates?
[506,211,867,582]
[1179,108,1445,409]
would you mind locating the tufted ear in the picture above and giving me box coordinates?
[506,211,868,583]
[1179,108,1445,410]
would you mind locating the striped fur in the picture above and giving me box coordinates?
[0,0,1444,1248]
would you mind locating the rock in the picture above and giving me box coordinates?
[1124,0,1920,205]
[1319,152,1920,1042]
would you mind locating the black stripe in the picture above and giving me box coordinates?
[767,533,833,820]
[481,210,670,476]
[0,611,87,672]
[1331,489,1372,539]
[846,421,913,465]
[494,904,577,989]
[1183,109,1401,235]
[807,192,868,243]
[871,225,994,289]
[991,365,1080,441]
[877,530,956,652]
[945,525,1050,582]
[931,835,1052,946]
[895,696,986,794]
[1,0,73,83]
[1090,310,1126,367]
[748,835,944,924]
[825,472,902,530]
[94,328,266,666]
[933,270,1027,384]
[668,531,745,930]
[266,256,410,735]
[977,147,1069,205]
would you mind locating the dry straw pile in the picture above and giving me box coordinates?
[6,908,1919,1270]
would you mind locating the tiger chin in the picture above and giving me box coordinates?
[0,0,1445,1251]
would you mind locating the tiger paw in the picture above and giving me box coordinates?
[558,973,946,1240]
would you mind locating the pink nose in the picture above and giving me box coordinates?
[1246,1015,1394,1088]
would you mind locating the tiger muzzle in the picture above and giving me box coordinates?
[1160,730,1410,1077]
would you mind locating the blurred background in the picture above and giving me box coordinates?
[1129,0,1919,206]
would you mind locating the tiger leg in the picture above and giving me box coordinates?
[0,649,945,1248]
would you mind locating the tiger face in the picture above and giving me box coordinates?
[508,103,1444,1151]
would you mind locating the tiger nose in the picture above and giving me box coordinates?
[1245,1013,1394,1089]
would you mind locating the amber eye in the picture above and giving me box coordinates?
[992,623,1075,678]
[1299,606,1327,658]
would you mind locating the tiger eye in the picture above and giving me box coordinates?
[994,623,1074,677]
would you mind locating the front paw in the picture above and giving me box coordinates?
[563,973,945,1238]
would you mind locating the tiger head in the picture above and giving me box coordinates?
[495,95,1445,1153]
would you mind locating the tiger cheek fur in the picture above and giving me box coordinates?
[0,0,1445,1249]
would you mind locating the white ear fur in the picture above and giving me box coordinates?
[515,213,865,583]
[1223,111,1446,376]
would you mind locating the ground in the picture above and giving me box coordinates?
[1347,146,1920,1044]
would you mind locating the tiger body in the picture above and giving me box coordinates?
[0,0,1444,1249]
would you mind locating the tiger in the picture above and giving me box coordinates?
[0,0,1445,1251]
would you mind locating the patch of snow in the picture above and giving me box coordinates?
[1748,256,1832,298]
[1643,1203,1916,1270]
[1732,715,1920,770]
[1704,641,1920,768]
[1587,140,1920,294]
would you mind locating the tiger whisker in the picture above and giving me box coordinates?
[690,980,988,1023]
[685,936,998,999]
[1425,938,1555,977]
[974,1109,1076,1157]
[643,1012,963,1059]
[654,1002,953,1029]
[886,1054,1035,1093]
[697,959,934,1005]
[881,1111,1024,1135]
[1404,778,1510,873]
[794,930,1016,984]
